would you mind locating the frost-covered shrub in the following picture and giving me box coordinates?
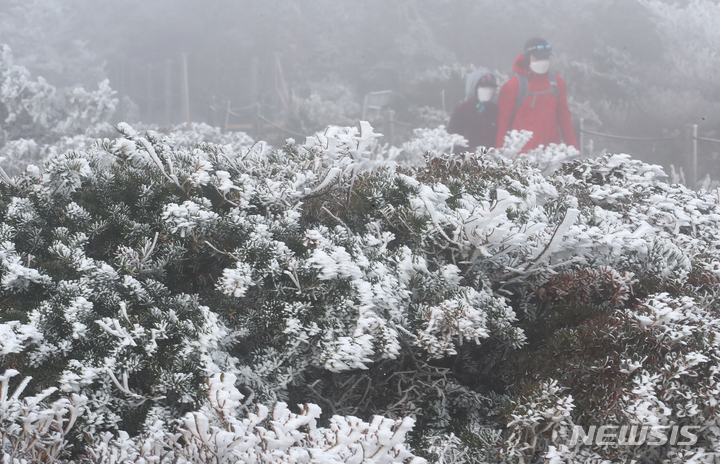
[0,44,121,177]
[2,119,720,462]
[0,369,425,463]
[285,79,361,133]
[408,106,450,128]
[494,129,580,174]
[0,369,86,462]
[499,155,720,462]
[0,45,56,139]
[0,126,118,176]
[0,45,118,146]
[0,122,257,176]
[396,125,468,165]
[87,372,425,464]
[508,292,720,463]
[52,79,118,136]
[150,122,257,153]
[640,0,720,98]
[0,121,521,456]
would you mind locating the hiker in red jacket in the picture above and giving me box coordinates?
[447,68,498,154]
[495,37,578,153]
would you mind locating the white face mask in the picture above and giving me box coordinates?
[529,59,550,74]
[476,87,495,102]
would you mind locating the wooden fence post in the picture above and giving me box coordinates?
[685,124,698,188]
[387,109,395,147]
[146,65,153,122]
[181,53,191,128]
[274,53,290,112]
[164,59,172,125]
[130,57,138,119]
[250,57,259,104]
[118,54,127,121]
[250,57,260,140]
[224,100,231,134]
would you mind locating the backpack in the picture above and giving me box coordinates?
[513,73,559,120]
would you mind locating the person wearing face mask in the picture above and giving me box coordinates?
[495,37,578,153]
[447,68,498,154]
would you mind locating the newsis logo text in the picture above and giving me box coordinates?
[570,425,700,447]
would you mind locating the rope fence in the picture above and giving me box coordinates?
[697,136,720,144]
[133,93,181,103]
[209,102,259,117]
[579,119,720,188]
[212,99,306,138]
[382,115,413,127]
[578,128,681,142]
[256,114,307,138]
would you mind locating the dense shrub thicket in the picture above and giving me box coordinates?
[0,119,719,463]
[0,46,117,145]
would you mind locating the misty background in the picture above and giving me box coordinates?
[0,0,717,181]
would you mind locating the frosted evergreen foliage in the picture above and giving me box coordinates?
[640,0,720,90]
[504,292,720,463]
[0,369,86,463]
[285,79,362,133]
[0,121,257,177]
[495,129,580,174]
[1,119,720,461]
[87,373,425,464]
[0,45,118,145]
[399,126,468,165]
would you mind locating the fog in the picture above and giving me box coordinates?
[0,0,717,181]
[3,3,720,461]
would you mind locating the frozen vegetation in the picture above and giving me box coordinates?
[0,98,718,462]
[2,2,720,459]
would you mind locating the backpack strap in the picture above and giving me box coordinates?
[548,72,559,101]
[511,74,529,126]
[515,74,529,114]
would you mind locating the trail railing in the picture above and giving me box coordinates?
[579,119,720,187]
[209,100,306,141]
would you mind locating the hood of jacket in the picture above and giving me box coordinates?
[464,67,493,100]
[512,54,532,76]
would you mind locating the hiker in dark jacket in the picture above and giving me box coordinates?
[447,68,498,154]
[495,37,577,153]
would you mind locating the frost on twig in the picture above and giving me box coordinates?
[0,369,86,462]
[87,372,426,464]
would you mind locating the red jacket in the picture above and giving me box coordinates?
[495,54,578,152]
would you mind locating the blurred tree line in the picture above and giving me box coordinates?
[0,0,718,176]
